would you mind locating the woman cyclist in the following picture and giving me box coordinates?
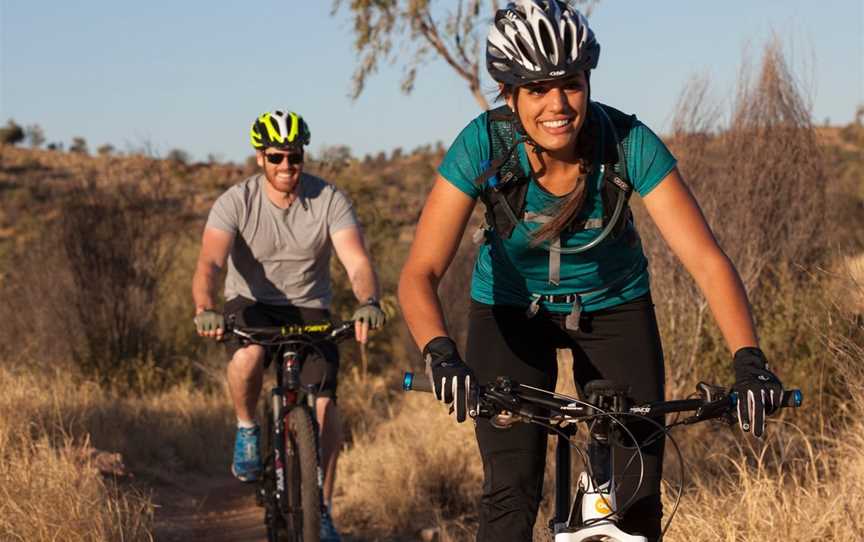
[398,1,784,540]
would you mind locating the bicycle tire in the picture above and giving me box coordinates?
[284,406,321,542]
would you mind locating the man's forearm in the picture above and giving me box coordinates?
[192,264,221,313]
[349,262,379,303]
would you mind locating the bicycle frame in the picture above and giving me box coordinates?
[403,373,802,541]
[267,343,320,527]
[228,320,354,541]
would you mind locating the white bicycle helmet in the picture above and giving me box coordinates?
[487,0,599,86]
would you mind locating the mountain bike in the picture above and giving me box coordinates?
[228,319,355,542]
[403,372,802,541]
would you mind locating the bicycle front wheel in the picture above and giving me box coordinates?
[284,406,321,542]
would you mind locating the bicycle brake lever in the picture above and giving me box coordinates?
[689,398,735,425]
[696,381,725,402]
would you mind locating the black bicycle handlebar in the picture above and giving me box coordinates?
[226,320,356,345]
[401,371,803,423]
[403,371,802,539]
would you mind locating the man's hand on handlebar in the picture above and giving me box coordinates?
[194,309,226,341]
[423,336,474,423]
[352,298,386,344]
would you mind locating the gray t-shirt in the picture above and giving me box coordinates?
[205,173,358,308]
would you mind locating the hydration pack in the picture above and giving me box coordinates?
[473,101,638,245]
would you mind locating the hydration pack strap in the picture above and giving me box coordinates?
[524,258,646,331]
[524,212,560,286]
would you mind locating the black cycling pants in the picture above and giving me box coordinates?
[466,294,665,541]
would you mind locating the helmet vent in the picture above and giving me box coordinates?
[537,20,556,64]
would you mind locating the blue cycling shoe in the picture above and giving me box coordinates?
[231,425,262,482]
[320,508,342,542]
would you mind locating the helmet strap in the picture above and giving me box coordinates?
[509,89,546,156]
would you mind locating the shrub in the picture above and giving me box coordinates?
[25,124,45,148]
[69,136,89,154]
[0,119,24,145]
[57,177,187,391]
[166,148,190,164]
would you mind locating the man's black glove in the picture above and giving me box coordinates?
[423,336,473,423]
[732,347,783,438]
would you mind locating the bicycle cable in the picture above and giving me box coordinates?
[513,385,648,528]
[514,384,693,537]
[603,411,690,541]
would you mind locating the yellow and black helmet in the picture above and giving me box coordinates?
[250,110,311,150]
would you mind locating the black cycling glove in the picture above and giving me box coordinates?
[423,336,473,423]
[732,347,783,438]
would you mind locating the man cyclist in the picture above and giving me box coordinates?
[192,109,385,541]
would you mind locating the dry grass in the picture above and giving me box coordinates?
[0,434,154,542]
[0,367,153,541]
[335,380,481,539]
[0,364,236,541]
[663,299,864,541]
[665,425,864,540]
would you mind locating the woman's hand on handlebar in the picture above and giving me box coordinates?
[423,336,474,423]
[194,309,226,341]
[732,347,784,438]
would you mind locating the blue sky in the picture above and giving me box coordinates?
[1,1,861,164]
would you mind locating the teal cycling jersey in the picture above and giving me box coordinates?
[438,106,677,313]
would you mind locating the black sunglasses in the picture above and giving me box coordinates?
[264,152,303,165]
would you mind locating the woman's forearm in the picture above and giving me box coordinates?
[691,251,759,353]
[398,265,450,350]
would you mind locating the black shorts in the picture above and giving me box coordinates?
[224,297,340,399]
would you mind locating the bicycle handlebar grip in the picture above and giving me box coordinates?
[331,321,356,340]
[402,372,433,393]
[730,389,803,408]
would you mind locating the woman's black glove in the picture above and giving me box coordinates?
[423,336,473,423]
[732,347,783,438]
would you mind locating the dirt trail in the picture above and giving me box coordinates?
[152,473,266,542]
[151,473,379,541]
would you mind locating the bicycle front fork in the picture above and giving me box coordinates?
[551,434,647,542]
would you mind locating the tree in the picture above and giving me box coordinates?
[97,144,115,156]
[25,124,46,148]
[316,144,353,169]
[0,119,25,145]
[332,0,598,110]
[69,137,89,154]
[166,148,190,164]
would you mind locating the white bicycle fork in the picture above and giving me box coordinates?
[553,472,646,542]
